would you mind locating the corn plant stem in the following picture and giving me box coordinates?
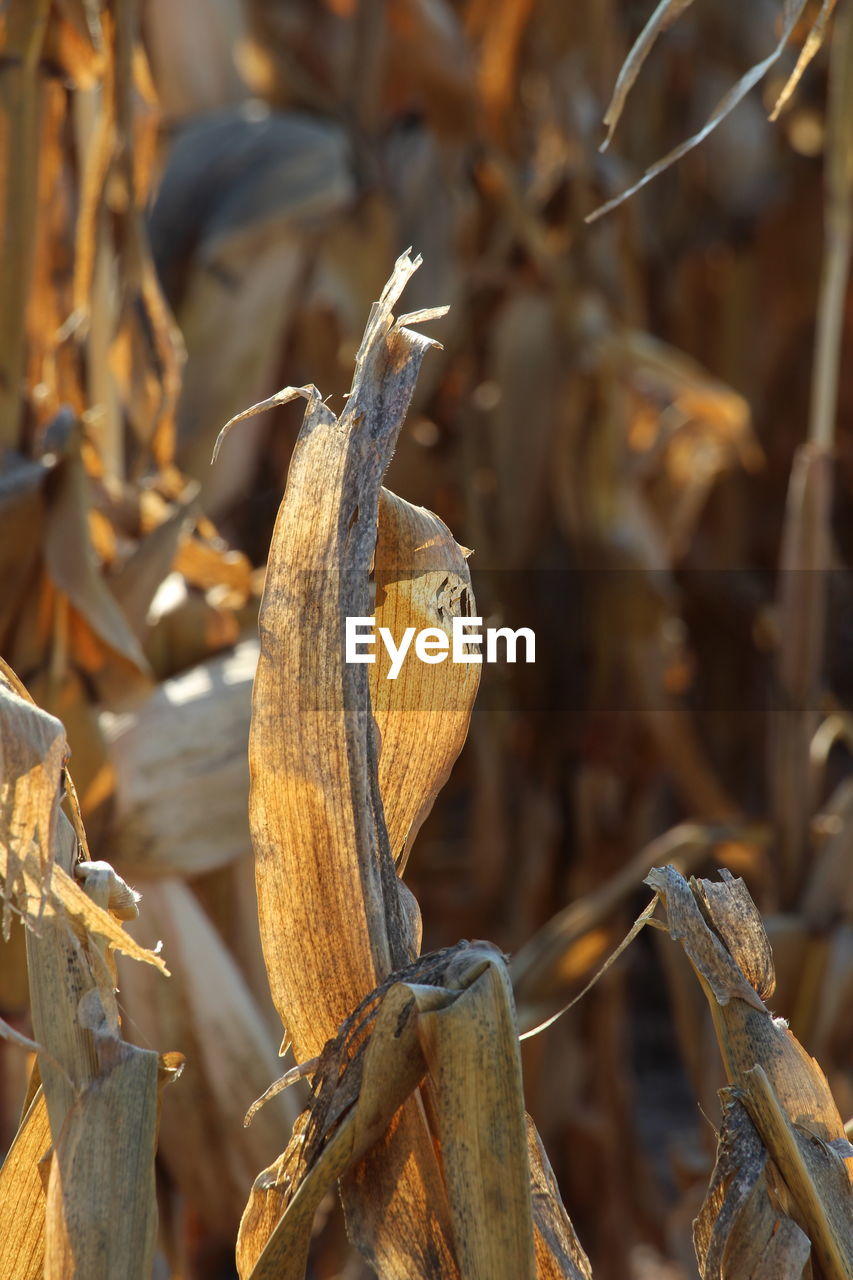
[0,0,50,451]
[773,2,853,900]
[73,87,124,480]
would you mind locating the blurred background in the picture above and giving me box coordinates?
[1,0,851,1276]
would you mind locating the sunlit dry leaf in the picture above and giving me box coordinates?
[416,952,536,1278]
[649,866,853,1274]
[107,491,198,638]
[229,252,441,1049]
[0,1088,50,1280]
[43,1042,159,1280]
[238,973,446,1279]
[103,641,257,878]
[373,488,479,870]
[770,0,839,121]
[0,667,169,1279]
[239,943,545,1280]
[0,672,167,966]
[44,436,152,696]
[228,249,461,1274]
[117,877,299,1242]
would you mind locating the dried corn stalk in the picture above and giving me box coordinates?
[646,866,853,1278]
[0,665,176,1278]
[223,252,591,1278]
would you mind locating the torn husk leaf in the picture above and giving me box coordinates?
[238,943,545,1280]
[235,250,466,1274]
[373,487,480,871]
[648,865,853,1276]
[1,660,174,1277]
[0,1088,51,1280]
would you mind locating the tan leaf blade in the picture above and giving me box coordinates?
[240,943,555,1280]
[240,250,443,1060]
[510,822,747,1037]
[231,250,462,1275]
[742,1064,853,1280]
[44,1045,160,1280]
[0,676,166,971]
[588,0,809,221]
[373,487,480,870]
[599,0,697,151]
[238,959,453,1279]
[415,952,536,1279]
[769,0,839,121]
[0,1088,51,1280]
[650,865,853,1275]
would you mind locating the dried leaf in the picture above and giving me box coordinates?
[0,676,167,968]
[416,955,536,1278]
[103,641,257,878]
[692,868,776,1001]
[107,490,198,638]
[232,249,461,1274]
[694,1090,811,1280]
[770,0,839,121]
[742,1064,853,1280]
[373,488,480,869]
[588,0,810,221]
[527,1116,593,1280]
[651,866,853,1274]
[240,944,546,1280]
[0,1088,50,1280]
[44,438,152,696]
[511,822,748,1037]
[0,668,168,1279]
[599,0,697,152]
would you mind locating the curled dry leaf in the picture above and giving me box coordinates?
[373,487,479,870]
[225,251,468,1274]
[694,1090,812,1280]
[232,251,446,1057]
[103,640,258,879]
[0,673,165,971]
[588,0,811,221]
[510,821,753,1038]
[237,943,538,1280]
[225,254,587,1279]
[0,665,173,1279]
[647,865,853,1277]
[0,1089,51,1280]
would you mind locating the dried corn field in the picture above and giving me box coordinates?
[1,0,853,1278]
